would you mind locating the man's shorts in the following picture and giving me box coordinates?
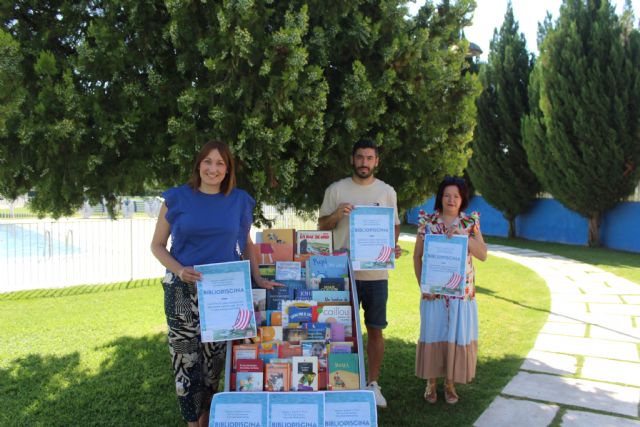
[355,279,388,329]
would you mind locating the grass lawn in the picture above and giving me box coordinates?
[0,246,550,426]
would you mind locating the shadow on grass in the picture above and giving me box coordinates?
[369,336,527,427]
[0,278,161,301]
[0,333,182,426]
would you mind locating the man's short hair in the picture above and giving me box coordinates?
[352,139,379,156]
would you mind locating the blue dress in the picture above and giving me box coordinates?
[415,211,480,384]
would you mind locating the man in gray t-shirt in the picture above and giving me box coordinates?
[318,139,401,409]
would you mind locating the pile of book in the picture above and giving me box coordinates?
[229,228,361,392]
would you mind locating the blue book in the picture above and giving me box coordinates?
[266,287,293,311]
[311,290,350,304]
[295,289,313,300]
[288,306,316,324]
[319,277,346,291]
[303,322,331,341]
[307,255,349,280]
[278,279,307,291]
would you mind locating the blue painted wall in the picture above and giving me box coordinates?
[406,195,640,253]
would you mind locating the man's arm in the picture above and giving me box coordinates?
[318,202,354,230]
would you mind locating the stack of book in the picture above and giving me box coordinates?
[230,230,360,392]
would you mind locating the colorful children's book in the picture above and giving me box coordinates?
[265,362,291,392]
[258,342,279,364]
[319,277,346,291]
[252,288,267,311]
[295,289,313,300]
[278,279,307,292]
[278,342,303,358]
[266,287,293,311]
[259,326,283,343]
[258,264,276,279]
[282,327,309,344]
[307,255,349,281]
[327,353,359,390]
[329,341,354,354]
[301,340,328,368]
[317,305,353,337]
[275,261,302,281]
[303,322,331,341]
[232,344,258,370]
[296,230,333,255]
[312,290,350,304]
[287,305,318,324]
[262,229,295,263]
[292,356,319,391]
[281,300,318,327]
[236,359,264,392]
[329,323,346,342]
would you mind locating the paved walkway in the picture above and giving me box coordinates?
[473,244,640,427]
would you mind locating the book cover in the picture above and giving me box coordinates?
[259,326,283,343]
[327,353,359,390]
[258,264,276,279]
[269,310,282,326]
[282,327,309,344]
[287,305,318,324]
[312,290,350,304]
[329,341,354,354]
[252,288,267,312]
[329,323,345,342]
[278,279,307,292]
[264,228,295,245]
[307,255,349,281]
[294,253,312,268]
[258,342,279,364]
[236,358,264,392]
[301,340,327,368]
[319,277,346,291]
[317,305,353,337]
[292,356,319,391]
[265,362,291,392]
[232,344,258,370]
[275,261,302,281]
[278,342,303,358]
[296,230,333,256]
[281,300,318,327]
[266,287,294,311]
[303,322,331,341]
[295,289,313,300]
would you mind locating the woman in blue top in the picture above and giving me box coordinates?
[151,140,281,427]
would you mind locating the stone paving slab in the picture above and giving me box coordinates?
[582,357,640,387]
[541,322,586,337]
[561,410,640,427]
[590,325,640,343]
[534,334,639,362]
[559,313,635,328]
[621,295,640,304]
[521,350,578,375]
[503,372,640,417]
[473,396,558,427]
[553,294,622,303]
[590,304,640,316]
[550,301,588,315]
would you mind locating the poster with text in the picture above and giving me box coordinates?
[420,234,468,297]
[349,206,395,271]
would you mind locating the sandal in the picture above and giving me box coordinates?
[423,380,437,404]
[445,381,459,404]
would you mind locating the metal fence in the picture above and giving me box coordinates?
[0,205,319,293]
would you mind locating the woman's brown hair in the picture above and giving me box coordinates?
[188,140,236,195]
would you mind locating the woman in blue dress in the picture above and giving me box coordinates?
[413,176,487,405]
[151,140,281,426]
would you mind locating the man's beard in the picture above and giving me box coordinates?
[353,165,373,179]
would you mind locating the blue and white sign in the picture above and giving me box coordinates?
[349,206,395,271]
[420,234,468,297]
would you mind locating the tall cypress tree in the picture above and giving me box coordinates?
[467,2,539,237]
[523,0,640,246]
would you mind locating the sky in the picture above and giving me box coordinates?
[407,0,640,61]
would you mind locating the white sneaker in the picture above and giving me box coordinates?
[366,381,387,409]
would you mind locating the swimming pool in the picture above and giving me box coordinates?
[0,223,79,259]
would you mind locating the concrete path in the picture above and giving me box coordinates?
[473,244,640,427]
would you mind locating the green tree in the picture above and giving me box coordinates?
[522,0,640,246]
[467,2,539,237]
[1,1,480,217]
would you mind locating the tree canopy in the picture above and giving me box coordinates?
[522,0,640,246]
[0,1,480,218]
[467,2,539,237]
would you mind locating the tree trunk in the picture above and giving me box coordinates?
[508,217,517,238]
[588,212,601,247]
